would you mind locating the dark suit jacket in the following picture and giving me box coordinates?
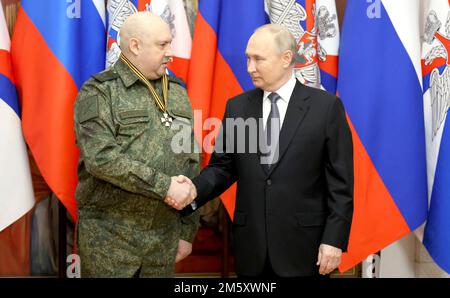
[185,80,354,277]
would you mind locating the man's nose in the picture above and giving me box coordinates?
[247,60,255,73]
[166,45,173,58]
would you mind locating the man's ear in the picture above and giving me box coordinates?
[128,37,140,56]
[282,50,294,68]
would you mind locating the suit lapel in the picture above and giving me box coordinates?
[244,89,268,175]
[267,80,310,176]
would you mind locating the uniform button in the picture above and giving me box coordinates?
[266,179,272,186]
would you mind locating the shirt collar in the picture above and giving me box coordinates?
[263,72,296,103]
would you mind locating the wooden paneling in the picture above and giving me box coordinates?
[2,0,20,35]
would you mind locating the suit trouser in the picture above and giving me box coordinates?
[237,252,277,278]
[238,251,330,278]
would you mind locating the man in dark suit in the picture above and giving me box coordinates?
[169,24,354,277]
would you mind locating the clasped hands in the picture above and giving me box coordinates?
[164,175,197,210]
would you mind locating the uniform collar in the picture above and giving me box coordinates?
[114,57,141,88]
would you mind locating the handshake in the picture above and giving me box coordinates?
[164,175,197,210]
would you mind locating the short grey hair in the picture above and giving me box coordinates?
[255,24,297,66]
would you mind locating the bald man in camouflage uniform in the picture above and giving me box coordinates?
[74,12,200,277]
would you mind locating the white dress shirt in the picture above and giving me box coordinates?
[262,73,296,130]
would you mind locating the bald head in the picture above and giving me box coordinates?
[119,12,170,54]
[118,12,173,80]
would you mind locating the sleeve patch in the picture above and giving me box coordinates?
[78,96,99,123]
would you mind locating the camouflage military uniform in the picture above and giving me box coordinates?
[74,58,200,277]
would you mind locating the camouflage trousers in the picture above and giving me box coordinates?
[77,207,181,278]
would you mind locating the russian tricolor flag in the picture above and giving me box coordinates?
[11,0,107,221]
[337,0,428,272]
[187,0,269,216]
[0,5,34,232]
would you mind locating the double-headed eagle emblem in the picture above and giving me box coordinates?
[265,0,337,88]
[424,10,450,140]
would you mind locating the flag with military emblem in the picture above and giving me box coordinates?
[422,0,450,274]
[107,0,192,82]
[266,0,340,93]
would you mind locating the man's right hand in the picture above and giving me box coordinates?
[165,176,197,210]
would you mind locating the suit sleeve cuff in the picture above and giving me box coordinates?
[321,213,352,251]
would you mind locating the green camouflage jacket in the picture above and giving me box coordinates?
[74,58,200,243]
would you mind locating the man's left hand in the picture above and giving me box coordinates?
[316,243,342,275]
[175,239,193,263]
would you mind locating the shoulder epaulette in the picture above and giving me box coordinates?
[168,75,186,87]
[93,69,120,82]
